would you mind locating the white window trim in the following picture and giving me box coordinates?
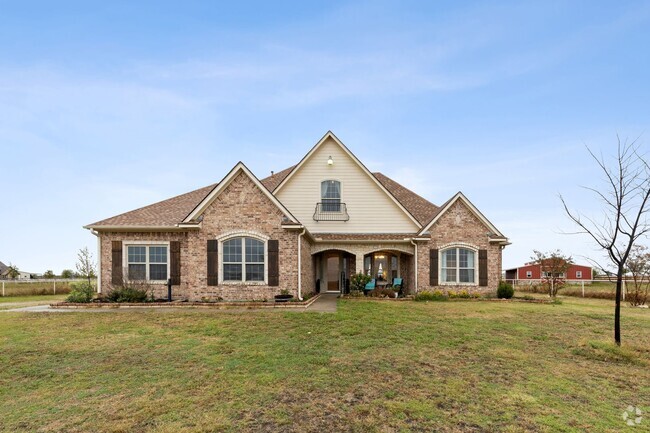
[526,271,532,278]
[576,271,582,278]
[217,232,268,285]
[320,179,343,213]
[122,240,170,284]
[439,245,479,286]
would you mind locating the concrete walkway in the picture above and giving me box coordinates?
[304,293,338,313]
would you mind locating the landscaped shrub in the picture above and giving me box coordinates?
[368,287,397,298]
[65,281,95,303]
[106,285,149,303]
[414,290,447,301]
[350,272,372,294]
[497,281,514,299]
[457,289,471,299]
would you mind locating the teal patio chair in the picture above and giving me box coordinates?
[363,279,376,296]
[392,278,403,296]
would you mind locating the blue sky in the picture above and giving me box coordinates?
[1,1,649,274]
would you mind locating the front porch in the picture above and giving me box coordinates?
[312,244,415,294]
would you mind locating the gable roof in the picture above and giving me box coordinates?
[260,165,295,191]
[418,192,508,244]
[0,261,7,274]
[85,132,478,233]
[270,131,423,228]
[372,173,438,226]
[85,183,217,229]
[183,162,299,224]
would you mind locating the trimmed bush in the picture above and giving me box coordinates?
[497,281,514,299]
[65,281,95,303]
[414,290,447,302]
[107,286,149,303]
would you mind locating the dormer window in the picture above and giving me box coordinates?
[321,180,341,212]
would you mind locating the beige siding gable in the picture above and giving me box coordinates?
[275,136,420,233]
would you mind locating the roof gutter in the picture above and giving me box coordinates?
[83,225,193,232]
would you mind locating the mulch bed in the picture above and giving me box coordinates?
[51,294,321,310]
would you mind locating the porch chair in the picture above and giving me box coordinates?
[392,278,403,297]
[363,279,376,296]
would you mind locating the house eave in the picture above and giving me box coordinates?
[84,225,194,232]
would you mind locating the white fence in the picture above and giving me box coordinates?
[505,278,627,299]
[0,278,93,296]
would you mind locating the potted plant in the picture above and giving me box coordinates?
[274,289,294,302]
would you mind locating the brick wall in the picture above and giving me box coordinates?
[399,254,414,294]
[416,200,502,294]
[100,172,304,301]
[300,234,315,298]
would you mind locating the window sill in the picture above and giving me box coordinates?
[440,282,477,286]
[126,280,168,285]
[220,281,268,286]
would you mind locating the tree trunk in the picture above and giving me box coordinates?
[615,266,623,346]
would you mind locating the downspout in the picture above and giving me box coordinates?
[410,239,418,293]
[297,228,306,300]
[89,229,101,294]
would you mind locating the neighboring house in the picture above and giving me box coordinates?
[85,131,510,301]
[0,265,32,280]
[504,263,592,281]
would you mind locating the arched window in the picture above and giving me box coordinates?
[223,237,265,282]
[441,247,476,283]
[321,180,341,212]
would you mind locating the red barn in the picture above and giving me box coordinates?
[505,263,592,281]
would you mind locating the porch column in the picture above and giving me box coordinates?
[355,255,364,276]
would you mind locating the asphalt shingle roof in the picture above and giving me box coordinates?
[87,166,439,229]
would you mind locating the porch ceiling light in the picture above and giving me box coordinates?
[327,155,334,166]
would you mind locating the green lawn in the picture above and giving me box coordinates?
[0,298,648,432]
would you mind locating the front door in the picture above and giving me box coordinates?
[326,256,340,292]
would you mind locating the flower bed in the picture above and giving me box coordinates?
[50,294,321,310]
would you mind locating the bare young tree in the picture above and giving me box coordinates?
[76,247,97,286]
[561,136,650,345]
[532,250,573,297]
[626,245,649,307]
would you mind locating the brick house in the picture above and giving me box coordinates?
[85,131,509,301]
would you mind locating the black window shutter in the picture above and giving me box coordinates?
[429,249,438,286]
[111,241,123,286]
[268,240,279,286]
[479,249,488,286]
[170,241,181,285]
[207,240,219,286]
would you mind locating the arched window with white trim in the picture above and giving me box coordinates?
[441,247,476,283]
[222,237,265,282]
